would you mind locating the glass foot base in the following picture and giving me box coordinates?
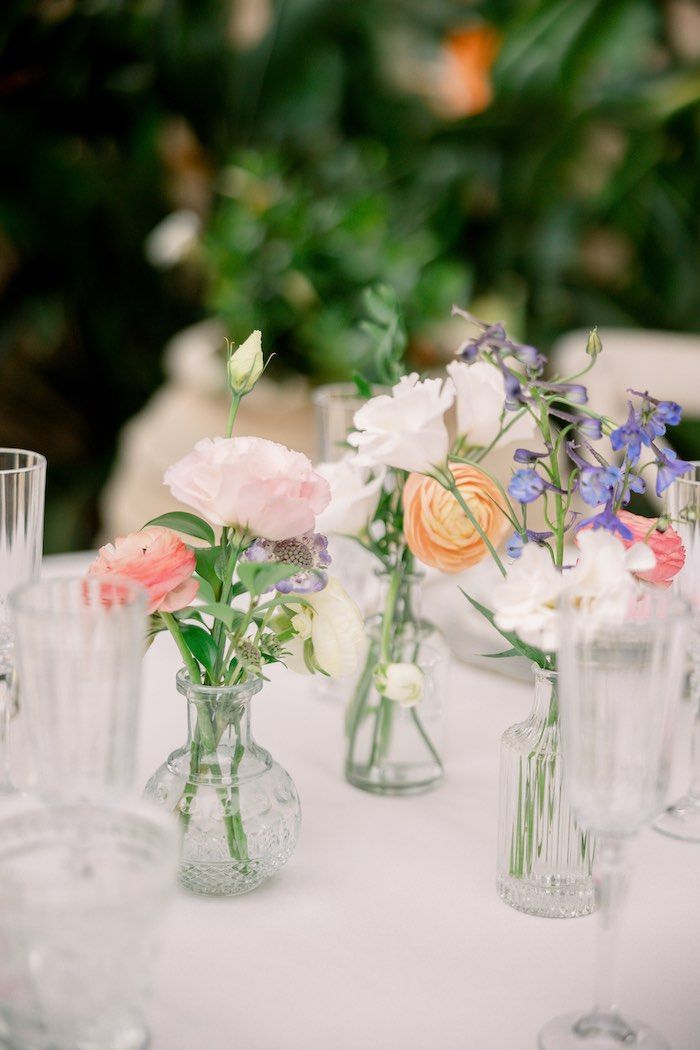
[496,874,595,919]
[538,1012,669,1049]
[345,760,443,796]
[653,795,700,842]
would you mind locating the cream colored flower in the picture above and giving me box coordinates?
[285,577,365,678]
[447,360,537,449]
[315,456,386,538]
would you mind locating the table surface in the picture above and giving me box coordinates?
[44,553,700,1050]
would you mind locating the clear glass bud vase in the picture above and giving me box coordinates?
[344,570,449,795]
[496,666,595,917]
[145,670,301,897]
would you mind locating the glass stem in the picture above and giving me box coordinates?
[594,838,625,1014]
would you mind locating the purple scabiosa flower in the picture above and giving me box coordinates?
[577,501,634,542]
[654,448,692,496]
[610,403,650,464]
[506,533,525,559]
[242,532,331,593]
[508,469,545,504]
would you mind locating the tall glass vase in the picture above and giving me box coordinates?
[145,670,301,897]
[496,666,594,918]
[345,570,449,795]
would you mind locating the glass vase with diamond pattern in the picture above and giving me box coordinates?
[145,669,300,896]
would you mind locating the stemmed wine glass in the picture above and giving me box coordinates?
[0,449,46,793]
[538,590,689,1050]
[654,461,700,840]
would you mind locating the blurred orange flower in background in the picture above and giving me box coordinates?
[437,25,501,119]
[402,464,509,573]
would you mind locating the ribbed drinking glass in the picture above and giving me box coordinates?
[538,590,689,1050]
[0,448,46,794]
[654,461,700,841]
[10,576,147,802]
[0,800,177,1050]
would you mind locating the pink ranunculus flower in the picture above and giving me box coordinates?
[89,527,198,614]
[164,436,330,541]
[615,511,685,587]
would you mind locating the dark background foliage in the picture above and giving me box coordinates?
[1,0,699,550]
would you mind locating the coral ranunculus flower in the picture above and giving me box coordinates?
[89,526,198,614]
[439,25,500,119]
[402,465,509,573]
[613,511,685,587]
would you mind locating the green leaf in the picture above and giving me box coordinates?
[236,561,306,597]
[194,576,216,603]
[144,512,216,545]
[180,624,219,680]
[195,602,245,631]
[460,590,550,668]
[352,371,372,398]
[480,648,521,660]
[195,546,223,594]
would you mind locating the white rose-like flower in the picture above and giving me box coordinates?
[492,543,565,652]
[567,529,656,623]
[493,530,657,653]
[314,456,386,537]
[347,373,455,474]
[228,330,264,395]
[285,577,365,678]
[447,360,537,449]
[375,662,424,707]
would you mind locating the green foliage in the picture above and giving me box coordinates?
[236,561,307,597]
[2,0,700,549]
[145,512,216,546]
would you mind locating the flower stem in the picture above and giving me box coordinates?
[226,393,241,439]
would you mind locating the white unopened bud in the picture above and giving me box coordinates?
[374,661,424,707]
[228,330,264,395]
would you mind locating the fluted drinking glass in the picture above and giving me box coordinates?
[0,801,177,1050]
[0,449,46,794]
[312,382,368,462]
[10,576,147,802]
[654,461,700,841]
[538,590,689,1050]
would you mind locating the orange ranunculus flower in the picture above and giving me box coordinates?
[402,465,509,573]
[439,25,500,119]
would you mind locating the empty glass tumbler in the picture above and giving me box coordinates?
[0,801,177,1050]
[0,449,46,794]
[538,591,689,1050]
[10,576,147,802]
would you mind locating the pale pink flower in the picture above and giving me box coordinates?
[164,436,330,540]
[88,526,198,614]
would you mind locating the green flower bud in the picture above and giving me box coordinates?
[228,330,264,395]
[586,327,602,359]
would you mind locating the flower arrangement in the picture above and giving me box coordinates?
[90,330,365,893]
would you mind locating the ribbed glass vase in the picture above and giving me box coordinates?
[496,666,595,918]
[344,570,449,795]
[145,670,301,897]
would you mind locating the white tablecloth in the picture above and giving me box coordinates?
[44,554,700,1050]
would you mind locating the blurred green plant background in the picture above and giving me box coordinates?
[1,0,700,549]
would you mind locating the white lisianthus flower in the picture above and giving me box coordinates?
[567,529,656,623]
[446,360,537,449]
[314,456,386,537]
[492,543,564,652]
[285,577,365,678]
[375,662,424,707]
[493,530,657,653]
[228,330,264,395]
[348,373,455,473]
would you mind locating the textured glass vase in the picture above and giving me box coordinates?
[496,666,595,918]
[145,670,301,897]
[345,570,449,795]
